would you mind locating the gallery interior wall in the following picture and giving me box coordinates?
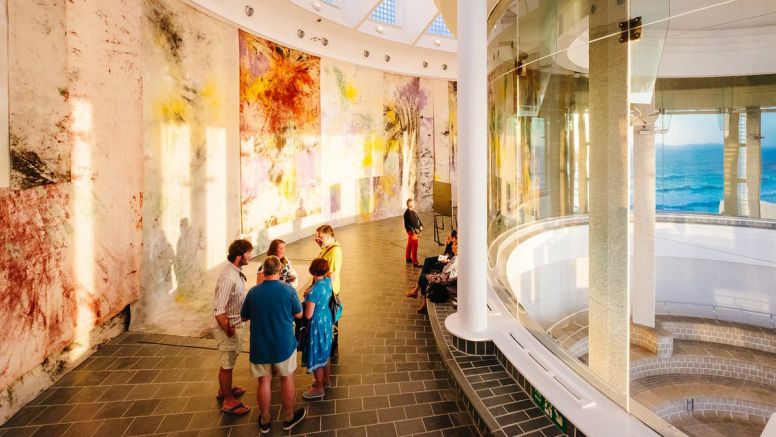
[0,0,143,422]
[0,0,457,420]
[137,0,457,337]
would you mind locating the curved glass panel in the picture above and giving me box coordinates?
[488,0,776,434]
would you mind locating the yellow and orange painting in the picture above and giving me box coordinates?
[239,31,321,232]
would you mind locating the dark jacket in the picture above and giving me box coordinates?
[404,209,423,233]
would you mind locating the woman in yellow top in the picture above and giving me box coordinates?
[314,225,342,295]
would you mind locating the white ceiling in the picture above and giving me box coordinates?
[290,0,458,53]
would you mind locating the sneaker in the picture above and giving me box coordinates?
[302,388,325,400]
[258,417,271,434]
[282,408,306,431]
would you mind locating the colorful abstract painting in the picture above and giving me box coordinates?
[374,73,430,219]
[240,31,321,233]
[448,81,459,204]
[320,59,384,221]
[417,78,435,211]
[1,0,144,401]
[7,0,70,189]
[141,0,239,336]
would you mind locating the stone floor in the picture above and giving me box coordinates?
[0,213,478,437]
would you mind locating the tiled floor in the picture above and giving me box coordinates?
[0,213,478,437]
[429,306,564,437]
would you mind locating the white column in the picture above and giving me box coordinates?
[444,0,488,338]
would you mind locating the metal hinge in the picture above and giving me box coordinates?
[619,16,642,43]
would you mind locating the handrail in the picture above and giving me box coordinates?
[656,300,776,329]
[546,308,589,336]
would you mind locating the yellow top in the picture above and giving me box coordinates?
[318,242,343,295]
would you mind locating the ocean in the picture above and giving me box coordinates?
[655,144,776,213]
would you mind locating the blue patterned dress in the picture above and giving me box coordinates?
[302,277,334,373]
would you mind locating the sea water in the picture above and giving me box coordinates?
[655,144,776,213]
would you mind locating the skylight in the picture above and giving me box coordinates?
[370,0,397,25]
[426,14,452,37]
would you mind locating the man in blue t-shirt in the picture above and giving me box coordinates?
[241,256,305,433]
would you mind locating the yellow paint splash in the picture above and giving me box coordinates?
[343,83,358,103]
[155,94,189,122]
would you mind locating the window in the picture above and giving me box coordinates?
[369,0,396,25]
[426,14,452,37]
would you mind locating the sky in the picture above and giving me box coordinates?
[659,113,776,147]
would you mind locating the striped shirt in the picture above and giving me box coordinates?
[213,262,247,327]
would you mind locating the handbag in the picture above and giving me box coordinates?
[328,294,343,322]
[294,317,309,351]
[426,271,450,285]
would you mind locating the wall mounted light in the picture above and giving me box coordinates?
[311,1,322,11]
[376,25,384,34]
[422,61,428,68]
[245,5,254,16]
[297,29,305,38]
[363,50,370,58]
[433,39,441,46]
[385,55,391,62]
[321,38,329,46]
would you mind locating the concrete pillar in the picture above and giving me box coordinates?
[631,103,656,328]
[577,112,588,214]
[746,107,762,218]
[587,0,631,399]
[445,0,488,338]
[723,111,740,216]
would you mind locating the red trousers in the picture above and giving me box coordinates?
[406,232,419,263]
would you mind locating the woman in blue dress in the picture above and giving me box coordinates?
[302,258,334,400]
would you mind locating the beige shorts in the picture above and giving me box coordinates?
[250,350,298,378]
[213,324,245,370]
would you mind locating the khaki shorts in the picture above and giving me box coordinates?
[213,325,245,370]
[250,350,297,378]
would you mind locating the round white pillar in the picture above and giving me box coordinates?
[445,0,489,339]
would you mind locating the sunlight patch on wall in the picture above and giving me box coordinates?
[160,122,192,293]
[206,126,227,269]
[71,99,94,359]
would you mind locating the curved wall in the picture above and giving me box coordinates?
[0,0,457,422]
[138,0,458,336]
[506,220,776,330]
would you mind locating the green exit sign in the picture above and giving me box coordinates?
[531,387,569,433]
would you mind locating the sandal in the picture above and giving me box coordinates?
[216,386,246,400]
[222,402,250,415]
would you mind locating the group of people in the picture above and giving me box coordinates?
[212,225,342,434]
[404,198,459,313]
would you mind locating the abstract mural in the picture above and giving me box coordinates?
[320,59,383,221]
[1,0,143,416]
[417,78,435,211]
[374,73,430,219]
[240,31,321,233]
[141,0,240,336]
[449,81,459,204]
[7,0,71,189]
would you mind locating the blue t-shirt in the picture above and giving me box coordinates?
[241,280,303,364]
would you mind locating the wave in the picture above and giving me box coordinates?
[656,184,721,193]
[657,199,721,212]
